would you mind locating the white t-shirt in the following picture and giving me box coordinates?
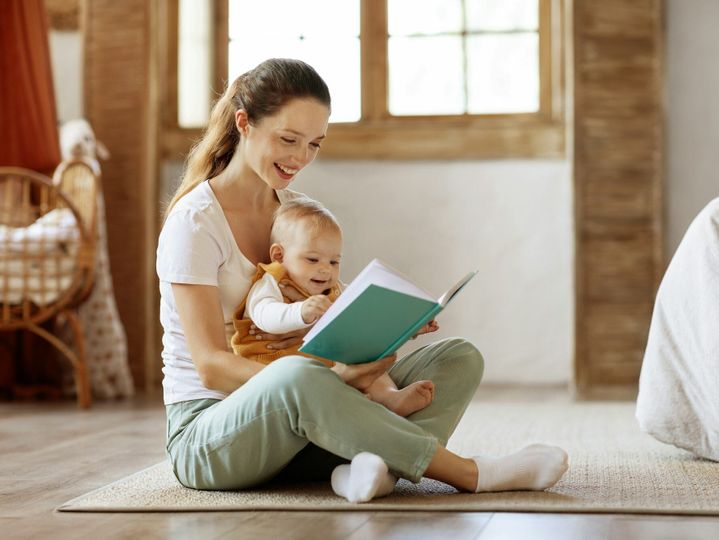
[156,180,305,404]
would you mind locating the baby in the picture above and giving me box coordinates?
[231,198,434,417]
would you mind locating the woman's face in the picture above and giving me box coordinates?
[241,98,330,190]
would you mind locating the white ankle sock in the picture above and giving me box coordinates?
[331,452,397,503]
[474,443,569,492]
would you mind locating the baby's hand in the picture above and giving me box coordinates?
[301,295,332,324]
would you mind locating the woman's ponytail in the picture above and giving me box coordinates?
[163,78,243,219]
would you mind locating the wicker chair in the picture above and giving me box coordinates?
[0,158,99,408]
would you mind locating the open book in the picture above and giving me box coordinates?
[299,258,477,364]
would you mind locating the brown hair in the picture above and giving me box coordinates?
[270,198,342,245]
[164,58,331,218]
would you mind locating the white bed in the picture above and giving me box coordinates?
[636,197,719,461]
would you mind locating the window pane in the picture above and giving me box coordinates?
[388,0,462,36]
[229,0,358,39]
[466,0,539,32]
[388,36,464,116]
[228,38,360,123]
[178,0,211,128]
[228,0,360,122]
[467,33,539,113]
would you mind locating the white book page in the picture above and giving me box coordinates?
[365,259,435,300]
[303,259,434,341]
[437,270,478,307]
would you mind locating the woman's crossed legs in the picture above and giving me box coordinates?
[166,337,567,500]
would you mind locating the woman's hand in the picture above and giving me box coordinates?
[331,355,397,393]
[249,325,309,349]
[411,319,439,340]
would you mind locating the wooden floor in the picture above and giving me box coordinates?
[3,387,719,540]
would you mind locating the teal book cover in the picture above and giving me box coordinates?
[299,284,438,364]
[299,259,477,365]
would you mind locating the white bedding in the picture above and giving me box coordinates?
[0,208,80,305]
[636,197,719,461]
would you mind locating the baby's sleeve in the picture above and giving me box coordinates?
[246,273,313,334]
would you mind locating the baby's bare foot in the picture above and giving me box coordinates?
[378,380,434,417]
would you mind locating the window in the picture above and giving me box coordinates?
[164,0,566,159]
[177,0,212,128]
[228,1,361,123]
[387,0,540,116]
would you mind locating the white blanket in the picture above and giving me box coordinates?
[0,208,79,305]
[636,197,719,461]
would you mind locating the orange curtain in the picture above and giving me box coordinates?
[0,0,61,174]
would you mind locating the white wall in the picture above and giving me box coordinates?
[666,1,719,257]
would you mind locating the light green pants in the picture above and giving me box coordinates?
[166,337,483,490]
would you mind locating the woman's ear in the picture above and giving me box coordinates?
[235,109,249,135]
[269,243,284,263]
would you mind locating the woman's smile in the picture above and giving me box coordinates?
[274,162,299,180]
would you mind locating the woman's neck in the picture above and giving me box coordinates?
[210,149,276,212]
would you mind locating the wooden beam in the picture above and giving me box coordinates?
[84,0,158,390]
[573,0,664,396]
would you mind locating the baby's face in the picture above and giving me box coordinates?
[279,226,342,296]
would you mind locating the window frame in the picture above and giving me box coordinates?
[160,0,566,160]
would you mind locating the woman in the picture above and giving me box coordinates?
[157,58,568,502]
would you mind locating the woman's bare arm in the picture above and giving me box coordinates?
[172,283,266,393]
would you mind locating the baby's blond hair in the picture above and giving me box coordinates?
[271,198,342,245]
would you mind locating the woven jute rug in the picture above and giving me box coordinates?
[57,401,719,514]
